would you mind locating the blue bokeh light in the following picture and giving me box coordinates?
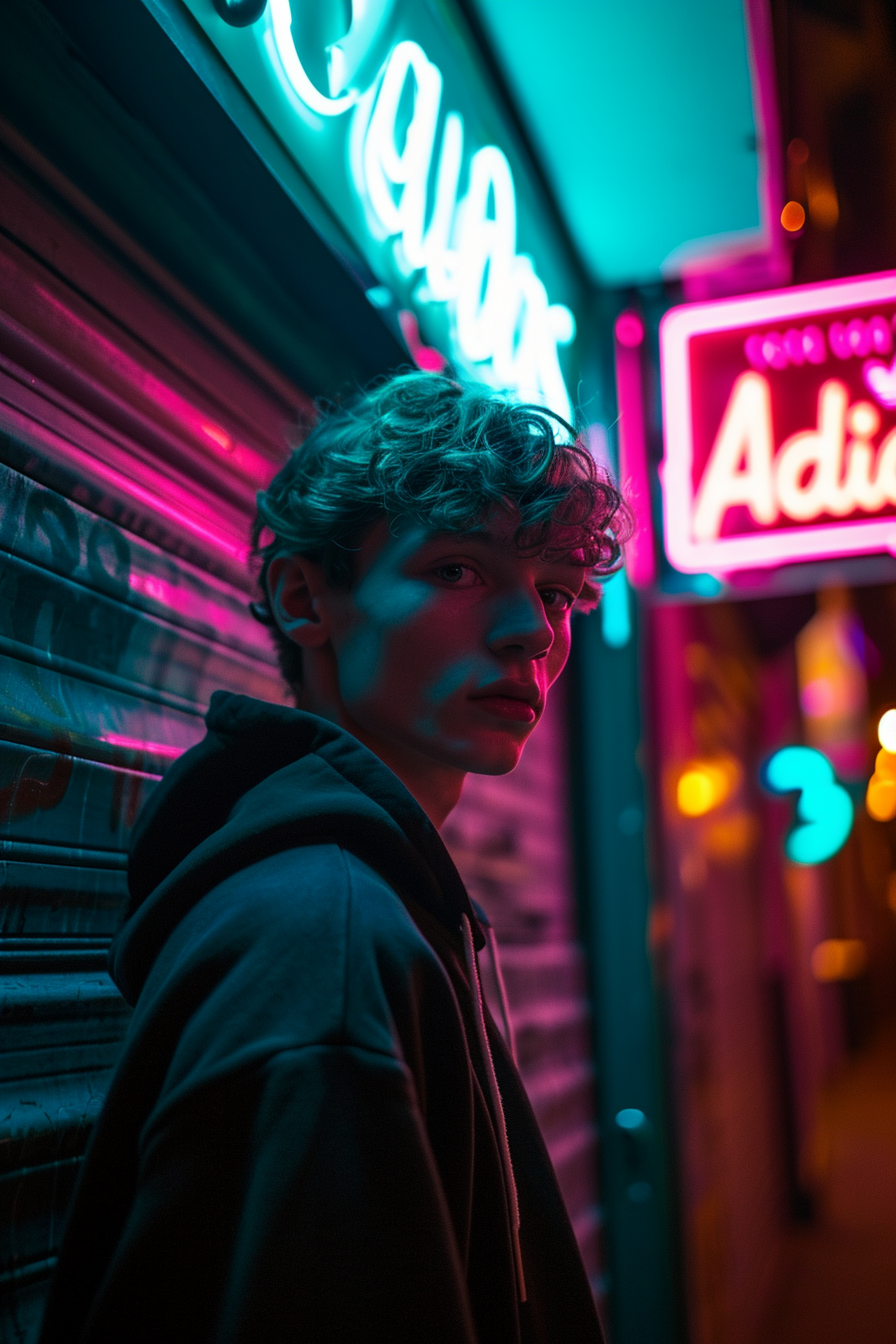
[761,745,854,865]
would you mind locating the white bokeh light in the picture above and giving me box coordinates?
[878,708,896,753]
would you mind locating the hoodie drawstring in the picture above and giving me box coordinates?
[482,922,518,1067]
[461,914,527,1304]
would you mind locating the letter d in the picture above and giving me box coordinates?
[776,380,849,521]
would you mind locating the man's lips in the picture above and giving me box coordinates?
[468,682,542,724]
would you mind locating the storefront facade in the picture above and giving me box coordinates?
[644,266,896,1342]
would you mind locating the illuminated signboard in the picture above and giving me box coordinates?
[659,271,896,573]
[171,0,580,421]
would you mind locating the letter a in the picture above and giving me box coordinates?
[692,372,777,542]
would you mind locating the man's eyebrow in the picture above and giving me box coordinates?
[416,530,588,570]
[418,529,496,547]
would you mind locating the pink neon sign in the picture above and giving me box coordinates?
[614,310,656,588]
[659,270,896,573]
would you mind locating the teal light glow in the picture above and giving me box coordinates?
[601,568,631,649]
[761,746,854,865]
[691,574,724,598]
[469,0,763,285]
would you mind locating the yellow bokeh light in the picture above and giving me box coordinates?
[676,762,733,818]
[781,200,806,232]
[866,775,896,822]
[878,709,896,753]
[677,771,714,816]
[810,938,867,982]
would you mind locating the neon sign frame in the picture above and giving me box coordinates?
[660,270,896,574]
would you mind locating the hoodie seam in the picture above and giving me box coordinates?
[338,844,354,1040]
[140,1039,413,1148]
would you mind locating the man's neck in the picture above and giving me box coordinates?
[341,722,466,828]
[297,669,465,828]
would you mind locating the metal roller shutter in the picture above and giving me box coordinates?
[0,140,299,1340]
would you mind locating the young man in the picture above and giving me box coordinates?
[40,373,626,1343]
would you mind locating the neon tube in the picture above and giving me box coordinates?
[614,311,655,587]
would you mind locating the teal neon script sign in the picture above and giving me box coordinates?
[179,0,579,421]
[761,746,854,865]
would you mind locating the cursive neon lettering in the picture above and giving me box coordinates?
[874,429,896,502]
[265,11,575,419]
[455,145,516,363]
[353,41,575,420]
[744,315,895,374]
[362,42,442,248]
[745,323,828,371]
[694,374,896,540]
[775,380,850,520]
[843,401,885,511]
[692,372,777,542]
[270,0,360,115]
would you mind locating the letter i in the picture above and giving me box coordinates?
[845,400,884,512]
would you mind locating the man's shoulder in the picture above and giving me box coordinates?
[198,843,429,949]
[157,842,450,1030]
[142,843,459,1096]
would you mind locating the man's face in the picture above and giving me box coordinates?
[318,514,587,777]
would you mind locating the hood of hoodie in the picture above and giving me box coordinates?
[112,691,481,1006]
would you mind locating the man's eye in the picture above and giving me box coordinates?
[433,564,478,586]
[540,588,575,611]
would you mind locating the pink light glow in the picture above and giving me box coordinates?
[615,311,644,349]
[864,356,896,407]
[2,396,252,570]
[126,569,262,647]
[615,312,655,588]
[397,310,447,373]
[800,677,836,717]
[200,421,233,452]
[35,285,275,489]
[131,373,273,489]
[660,270,896,573]
[89,448,252,565]
[100,732,187,759]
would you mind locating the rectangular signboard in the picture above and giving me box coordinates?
[659,271,896,573]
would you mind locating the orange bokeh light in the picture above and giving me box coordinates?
[866,749,896,820]
[867,776,896,822]
[808,183,839,230]
[810,938,867,982]
[781,200,806,232]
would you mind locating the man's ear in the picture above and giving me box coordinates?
[266,554,332,647]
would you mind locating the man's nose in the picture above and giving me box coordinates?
[485,592,553,660]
